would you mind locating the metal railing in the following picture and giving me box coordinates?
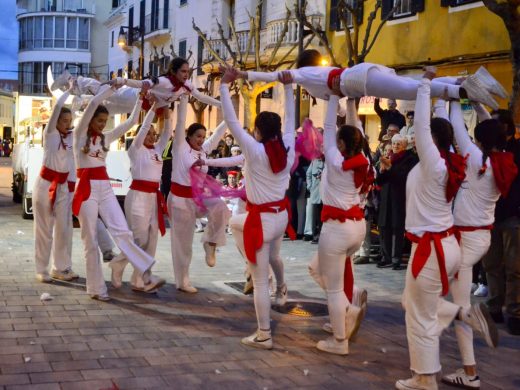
[17,0,95,15]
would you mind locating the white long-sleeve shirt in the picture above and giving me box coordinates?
[42,91,73,173]
[320,95,362,211]
[128,108,172,182]
[205,154,245,168]
[450,101,500,227]
[405,79,454,235]
[73,86,141,169]
[219,84,295,205]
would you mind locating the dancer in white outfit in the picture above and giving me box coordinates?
[433,100,518,388]
[219,67,295,350]
[396,69,498,390]
[234,50,505,110]
[124,103,173,292]
[72,80,165,301]
[33,82,79,282]
[167,96,230,293]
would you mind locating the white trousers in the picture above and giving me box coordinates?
[96,218,116,253]
[402,235,462,374]
[76,76,139,115]
[317,220,366,339]
[230,212,287,330]
[77,180,155,295]
[33,177,71,274]
[167,195,229,289]
[125,189,160,288]
[304,200,314,236]
[450,230,491,366]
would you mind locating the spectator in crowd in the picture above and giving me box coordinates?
[482,109,520,334]
[374,98,406,141]
[288,155,310,238]
[224,134,235,148]
[376,134,418,270]
[400,111,415,139]
[306,155,324,244]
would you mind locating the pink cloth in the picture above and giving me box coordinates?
[291,118,324,173]
[189,167,247,213]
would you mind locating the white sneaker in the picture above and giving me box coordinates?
[90,293,111,302]
[274,283,288,306]
[109,259,128,289]
[103,250,115,262]
[50,69,72,90]
[195,226,204,233]
[177,285,198,293]
[36,273,52,283]
[442,369,480,389]
[51,269,79,281]
[203,242,216,267]
[396,373,438,390]
[473,284,488,298]
[461,76,499,110]
[241,329,273,350]
[461,303,499,348]
[345,305,363,340]
[470,283,479,294]
[316,337,349,355]
[143,274,166,292]
[474,66,508,99]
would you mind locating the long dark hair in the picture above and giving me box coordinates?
[167,57,189,75]
[82,105,109,154]
[254,111,288,150]
[337,125,364,158]
[296,49,322,68]
[474,119,507,176]
[59,107,71,118]
[491,109,515,137]
[187,123,206,138]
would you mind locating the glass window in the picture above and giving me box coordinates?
[67,17,77,48]
[163,0,169,29]
[44,16,54,48]
[34,17,43,48]
[26,17,34,49]
[393,0,412,17]
[19,19,25,50]
[78,18,89,49]
[178,39,186,58]
[54,17,65,48]
[34,62,42,94]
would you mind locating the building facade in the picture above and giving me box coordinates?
[0,91,15,141]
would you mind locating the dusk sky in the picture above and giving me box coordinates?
[0,1,18,80]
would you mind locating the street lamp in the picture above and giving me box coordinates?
[117,25,145,80]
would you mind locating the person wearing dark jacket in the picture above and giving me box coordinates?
[374,98,406,141]
[482,109,520,335]
[376,134,418,270]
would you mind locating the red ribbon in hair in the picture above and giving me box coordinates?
[440,150,467,202]
[489,151,518,198]
[341,153,369,188]
[264,138,288,174]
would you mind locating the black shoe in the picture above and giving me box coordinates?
[303,235,313,242]
[490,310,505,324]
[377,260,393,268]
[353,256,370,265]
[296,234,304,240]
[507,316,520,335]
[392,264,406,270]
[311,239,319,244]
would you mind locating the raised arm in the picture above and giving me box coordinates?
[471,102,492,122]
[205,154,245,167]
[104,98,142,144]
[46,89,71,137]
[172,95,188,152]
[74,85,115,138]
[433,99,449,120]
[156,110,173,154]
[450,100,479,161]
[344,97,365,135]
[203,121,227,153]
[374,98,383,117]
[128,105,155,156]
[324,95,340,160]
[244,70,280,83]
[282,84,296,158]
[191,87,221,108]
[414,78,441,167]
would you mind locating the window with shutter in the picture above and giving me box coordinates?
[381,0,425,20]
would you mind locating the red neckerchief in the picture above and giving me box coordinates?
[264,138,287,174]
[440,150,467,202]
[165,74,192,93]
[341,153,369,188]
[89,131,101,146]
[58,130,72,150]
[489,151,519,198]
[390,150,407,165]
[144,144,155,150]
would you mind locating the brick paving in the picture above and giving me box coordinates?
[0,158,518,389]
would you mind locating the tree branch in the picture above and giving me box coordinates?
[360,0,381,57]
[216,19,237,65]
[254,0,262,70]
[363,0,401,60]
[228,17,243,66]
[192,18,226,65]
[267,6,291,68]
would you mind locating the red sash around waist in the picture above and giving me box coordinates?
[68,181,76,193]
[39,166,68,209]
[243,198,296,263]
[455,225,493,232]
[321,204,365,301]
[170,182,193,198]
[405,227,460,296]
[72,167,109,216]
[327,68,346,97]
[130,179,169,236]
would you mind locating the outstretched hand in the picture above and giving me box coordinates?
[220,65,239,84]
[278,71,293,85]
[191,159,205,168]
[423,66,437,81]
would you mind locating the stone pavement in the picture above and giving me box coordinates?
[0,158,518,390]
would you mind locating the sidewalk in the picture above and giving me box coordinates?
[0,158,518,389]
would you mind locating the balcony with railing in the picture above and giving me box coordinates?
[143,9,170,39]
[203,30,255,62]
[266,15,323,47]
[16,0,95,16]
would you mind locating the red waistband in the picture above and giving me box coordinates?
[130,179,160,193]
[72,166,109,216]
[243,198,296,263]
[327,68,346,97]
[321,204,364,223]
[170,182,193,198]
[76,166,110,180]
[40,166,69,209]
[68,181,75,193]
[455,225,493,232]
[406,227,460,296]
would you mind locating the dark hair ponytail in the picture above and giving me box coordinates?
[474,119,507,176]
[254,111,288,152]
[337,125,364,158]
[83,105,109,154]
[168,57,189,75]
[296,49,322,68]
